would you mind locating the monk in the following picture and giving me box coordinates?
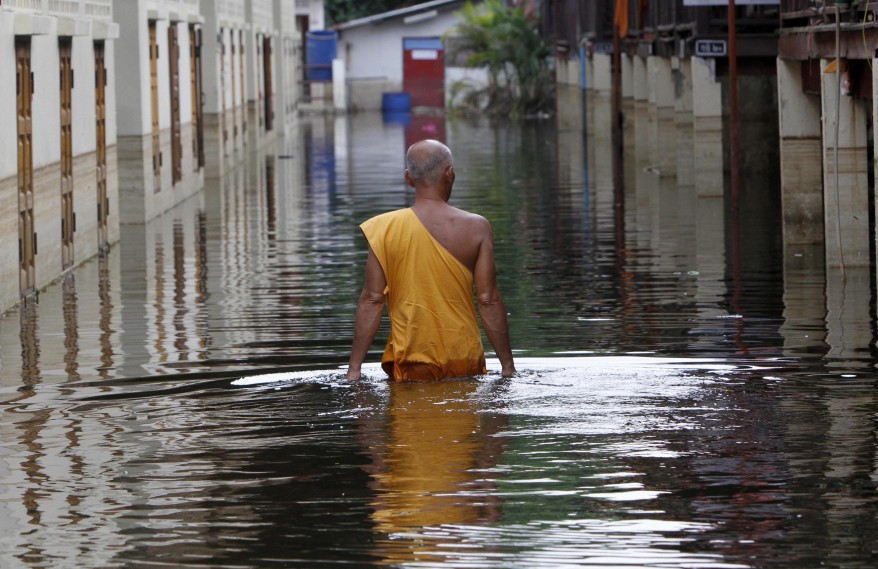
[346,139,516,381]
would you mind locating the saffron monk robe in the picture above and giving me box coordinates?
[346,139,516,381]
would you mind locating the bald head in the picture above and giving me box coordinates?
[405,140,453,186]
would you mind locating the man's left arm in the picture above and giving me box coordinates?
[347,246,386,380]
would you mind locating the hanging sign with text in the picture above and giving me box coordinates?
[694,39,727,57]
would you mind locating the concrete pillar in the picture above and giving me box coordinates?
[777,58,824,251]
[670,58,696,269]
[826,267,872,364]
[777,59,826,360]
[647,55,676,177]
[592,52,612,93]
[621,53,637,199]
[692,196,728,351]
[585,52,595,91]
[621,53,634,99]
[780,247,827,357]
[631,56,652,230]
[589,86,615,219]
[674,58,694,189]
[632,55,648,102]
[821,58,870,268]
[873,56,878,286]
[691,56,724,198]
[332,59,346,111]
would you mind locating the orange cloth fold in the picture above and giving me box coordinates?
[360,208,487,380]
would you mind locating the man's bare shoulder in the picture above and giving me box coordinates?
[449,206,492,229]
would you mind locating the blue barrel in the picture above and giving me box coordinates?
[306,30,337,81]
[382,92,411,113]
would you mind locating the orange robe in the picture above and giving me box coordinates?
[360,208,487,380]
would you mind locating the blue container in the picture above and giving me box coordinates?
[306,30,337,81]
[382,92,411,113]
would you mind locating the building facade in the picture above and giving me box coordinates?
[333,0,486,112]
[113,0,305,219]
[1,0,312,314]
[0,0,120,312]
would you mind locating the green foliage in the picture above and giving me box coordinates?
[325,0,420,25]
[446,0,553,117]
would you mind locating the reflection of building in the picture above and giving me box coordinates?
[0,1,120,312]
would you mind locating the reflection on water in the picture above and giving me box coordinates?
[1,107,877,567]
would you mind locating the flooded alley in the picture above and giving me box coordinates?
[1,109,877,568]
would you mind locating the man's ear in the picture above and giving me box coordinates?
[404,169,415,188]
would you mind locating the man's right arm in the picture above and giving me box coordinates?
[347,246,386,380]
[473,220,516,377]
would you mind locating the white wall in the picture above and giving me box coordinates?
[115,0,200,137]
[298,0,324,31]
[339,12,459,84]
[0,13,19,181]
[114,0,148,135]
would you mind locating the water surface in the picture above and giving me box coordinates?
[1,109,877,568]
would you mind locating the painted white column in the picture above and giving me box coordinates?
[777,57,823,249]
[821,58,870,268]
[673,57,694,189]
[592,52,612,93]
[647,55,675,177]
[691,56,723,198]
[776,58,827,358]
[621,52,633,99]
[332,58,346,111]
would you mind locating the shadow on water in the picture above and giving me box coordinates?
[1,109,878,567]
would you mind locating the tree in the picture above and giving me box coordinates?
[446,0,553,117]
[325,0,421,25]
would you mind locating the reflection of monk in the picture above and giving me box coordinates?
[359,379,507,540]
[346,140,515,381]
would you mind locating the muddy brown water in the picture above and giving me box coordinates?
[1,112,877,568]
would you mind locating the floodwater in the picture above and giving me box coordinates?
[2,99,878,568]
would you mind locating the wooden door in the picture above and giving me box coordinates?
[168,23,182,184]
[149,22,161,191]
[16,39,36,296]
[220,33,227,152]
[296,15,310,100]
[239,29,246,136]
[263,35,273,132]
[189,24,204,170]
[60,39,74,268]
[230,35,238,140]
[95,41,109,251]
[403,37,445,108]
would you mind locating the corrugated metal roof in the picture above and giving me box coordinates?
[330,0,469,31]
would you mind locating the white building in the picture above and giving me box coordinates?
[0,0,120,312]
[0,0,317,314]
[113,0,307,218]
[113,0,204,223]
[333,0,486,111]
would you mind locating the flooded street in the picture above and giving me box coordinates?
[2,106,878,568]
